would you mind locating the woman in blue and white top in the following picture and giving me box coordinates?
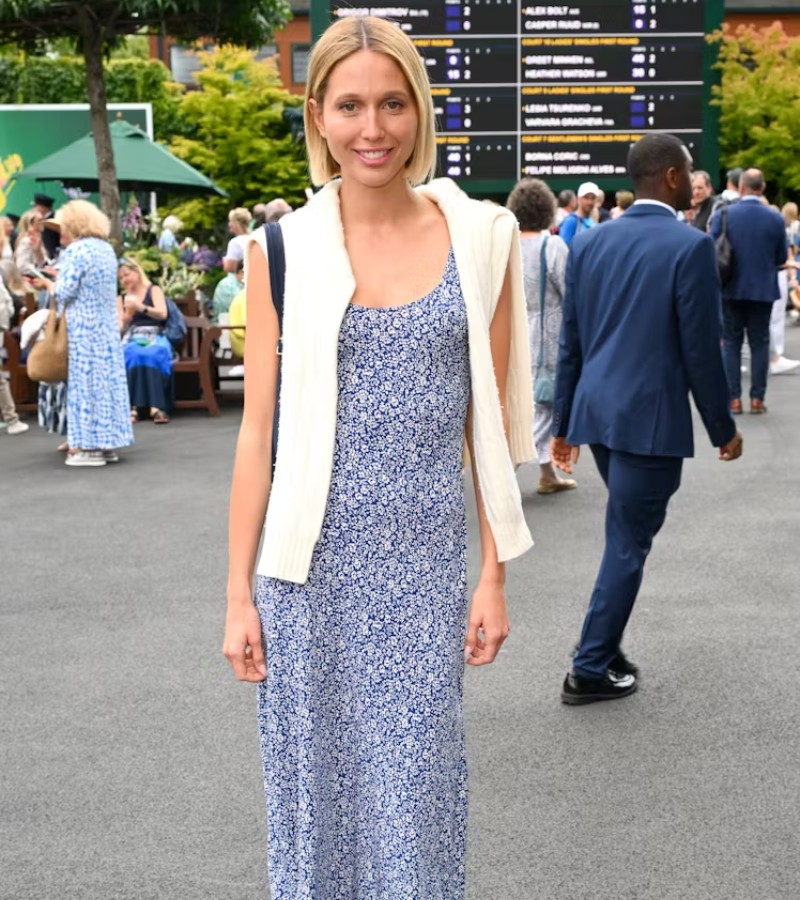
[223,16,535,898]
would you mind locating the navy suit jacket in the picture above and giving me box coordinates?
[552,204,736,457]
[710,196,786,302]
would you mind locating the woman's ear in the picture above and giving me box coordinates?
[308,98,326,139]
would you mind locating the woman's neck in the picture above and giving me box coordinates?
[338,174,421,231]
[520,230,544,237]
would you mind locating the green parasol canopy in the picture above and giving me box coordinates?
[14,119,227,197]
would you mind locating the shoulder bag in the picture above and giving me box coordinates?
[715,204,734,284]
[27,297,68,382]
[533,235,554,405]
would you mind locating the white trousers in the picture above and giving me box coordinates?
[770,271,788,357]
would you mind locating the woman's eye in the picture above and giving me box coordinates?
[340,102,357,112]
[385,100,404,111]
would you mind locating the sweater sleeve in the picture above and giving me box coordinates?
[491,212,535,464]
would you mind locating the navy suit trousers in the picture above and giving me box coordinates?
[572,445,683,680]
[722,299,772,401]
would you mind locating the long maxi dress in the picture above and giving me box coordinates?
[255,248,472,899]
[55,237,133,450]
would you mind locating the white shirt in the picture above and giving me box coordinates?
[632,199,678,218]
[224,234,249,262]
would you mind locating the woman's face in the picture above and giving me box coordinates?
[118,265,139,291]
[311,49,419,191]
[59,227,74,247]
[2,219,12,237]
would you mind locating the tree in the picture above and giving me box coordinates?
[708,22,800,203]
[167,47,307,239]
[0,1,291,244]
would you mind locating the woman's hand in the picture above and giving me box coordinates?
[464,578,510,667]
[222,598,267,682]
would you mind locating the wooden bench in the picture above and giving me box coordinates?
[5,330,38,413]
[6,292,41,412]
[6,302,228,419]
[172,315,221,416]
[204,324,245,407]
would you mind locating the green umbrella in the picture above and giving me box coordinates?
[14,119,227,197]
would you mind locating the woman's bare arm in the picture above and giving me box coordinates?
[464,265,512,666]
[148,285,168,321]
[222,241,280,682]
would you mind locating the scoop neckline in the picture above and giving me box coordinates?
[348,247,453,312]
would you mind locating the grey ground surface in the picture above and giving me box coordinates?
[3,327,799,900]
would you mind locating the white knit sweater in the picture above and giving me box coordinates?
[246,178,535,584]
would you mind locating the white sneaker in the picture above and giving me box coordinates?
[770,356,800,375]
[7,421,29,435]
[65,450,107,467]
[102,450,120,463]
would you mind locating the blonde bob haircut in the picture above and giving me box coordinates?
[118,256,152,288]
[56,200,110,241]
[304,16,437,187]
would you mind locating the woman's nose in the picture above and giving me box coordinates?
[361,108,384,141]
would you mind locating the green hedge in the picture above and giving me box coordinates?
[0,55,183,141]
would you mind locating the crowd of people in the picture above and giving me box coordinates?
[0,192,295,453]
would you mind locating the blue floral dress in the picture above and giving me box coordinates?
[255,249,471,899]
[57,237,133,450]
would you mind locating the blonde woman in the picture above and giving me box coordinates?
[222,206,252,272]
[117,257,171,423]
[45,200,133,466]
[13,210,46,273]
[223,16,534,898]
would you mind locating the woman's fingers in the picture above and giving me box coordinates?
[223,606,267,682]
[466,622,509,666]
[464,620,480,660]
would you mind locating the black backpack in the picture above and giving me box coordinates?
[715,205,734,285]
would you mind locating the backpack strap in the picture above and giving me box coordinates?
[537,235,549,369]
[263,222,286,471]
[264,222,286,348]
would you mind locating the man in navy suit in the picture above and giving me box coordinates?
[710,169,787,413]
[551,134,743,705]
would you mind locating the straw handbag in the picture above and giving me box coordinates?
[27,299,68,382]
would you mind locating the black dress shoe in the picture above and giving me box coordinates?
[609,648,639,678]
[572,644,640,678]
[561,671,638,705]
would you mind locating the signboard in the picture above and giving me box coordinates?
[310,0,723,194]
[0,103,152,217]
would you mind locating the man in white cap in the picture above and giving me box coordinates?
[558,182,599,247]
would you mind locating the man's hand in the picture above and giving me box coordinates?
[550,436,580,474]
[719,430,743,461]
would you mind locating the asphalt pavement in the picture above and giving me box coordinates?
[2,325,799,900]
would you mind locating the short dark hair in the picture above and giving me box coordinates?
[627,134,688,189]
[507,178,556,231]
[557,189,575,209]
[740,168,765,193]
[692,170,712,189]
[727,167,743,188]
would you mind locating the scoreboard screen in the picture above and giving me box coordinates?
[311,0,723,194]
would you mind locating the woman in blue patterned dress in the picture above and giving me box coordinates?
[223,17,534,899]
[52,201,133,467]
